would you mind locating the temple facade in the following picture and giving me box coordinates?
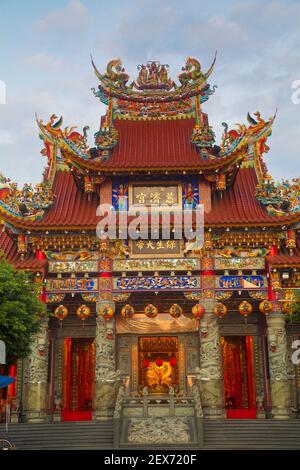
[0,56,299,445]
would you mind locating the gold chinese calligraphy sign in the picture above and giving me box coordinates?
[130,239,182,258]
[129,182,182,208]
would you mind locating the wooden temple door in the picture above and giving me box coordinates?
[221,336,256,419]
[62,338,94,421]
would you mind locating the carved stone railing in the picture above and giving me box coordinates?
[113,386,204,448]
[114,386,200,419]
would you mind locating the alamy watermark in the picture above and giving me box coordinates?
[291,80,300,104]
[292,340,300,365]
[0,80,6,105]
[96,203,204,242]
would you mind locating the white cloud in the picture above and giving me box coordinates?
[1,0,299,184]
[0,130,13,145]
[25,53,62,69]
[34,0,89,33]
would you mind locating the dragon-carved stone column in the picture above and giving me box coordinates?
[267,310,292,419]
[195,301,225,419]
[93,309,120,419]
[23,319,49,422]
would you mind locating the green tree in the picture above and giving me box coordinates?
[0,259,46,366]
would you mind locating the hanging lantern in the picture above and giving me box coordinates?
[98,302,115,320]
[192,303,205,318]
[144,304,158,318]
[121,304,135,318]
[170,357,177,367]
[77,304,91,321]
[155,358,163,367]
[54,305,68,322]
[169,304,182,318]
[259,300,272,316]
[214,302,227,318]
[142,358,150,368]
[238,301,253,317]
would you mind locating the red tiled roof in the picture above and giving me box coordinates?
[266,240,300,267]
[205,167,299,226]
[0,229,46,270]
[3,168,299,230]
[17,171,99,229]
[77,118,230,171]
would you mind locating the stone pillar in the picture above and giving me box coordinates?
[267,311,292,419]
[23,320,49,422]
[196,304,225,419]
[94,241,120,419]
[93,310,120,419]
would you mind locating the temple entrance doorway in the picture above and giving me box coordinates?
[62,338,94,421]
[221,335,256,419]
[138,336,179,394]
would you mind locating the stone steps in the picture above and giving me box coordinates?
[0,421,114,450]
[203,420,300,449]
[1,419,300,449]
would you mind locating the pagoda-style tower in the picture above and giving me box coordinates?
[0,56,299,443]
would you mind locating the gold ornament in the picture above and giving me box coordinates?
[283,302,296,315]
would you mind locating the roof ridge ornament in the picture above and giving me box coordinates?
[90,54,217,121]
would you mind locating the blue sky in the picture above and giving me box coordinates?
[0,0,299,184]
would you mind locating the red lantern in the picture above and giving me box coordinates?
[169,304,182,318]
[259,300,272,316]
[192,304,205,318]
[77,304,91,321]
[155,358,163,367]
[54,305,68,321]
[144,304,158,318]
[214,303,227,318]
[170,357,177,367]
[121,304,135,318]
[238,301,253,317]
[143,358,149,368]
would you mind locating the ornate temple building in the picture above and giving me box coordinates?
[0,55,299,445]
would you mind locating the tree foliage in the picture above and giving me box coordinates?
[0,259,46,365]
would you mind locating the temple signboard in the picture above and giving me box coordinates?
[129,183,181,208]
[130,239,182,258]
[113,257,200,272]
